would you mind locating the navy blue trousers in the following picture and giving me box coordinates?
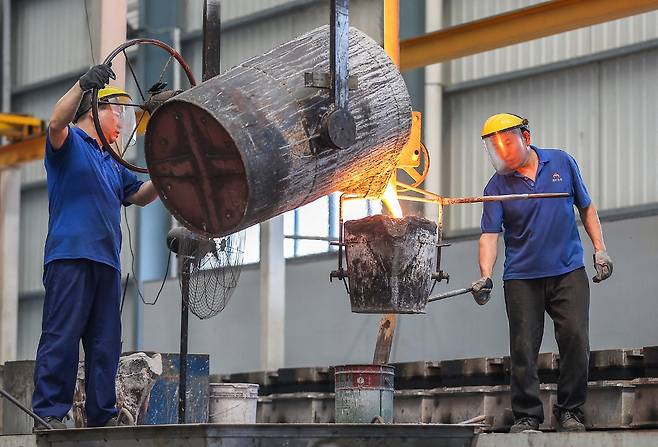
[32,259,121,426]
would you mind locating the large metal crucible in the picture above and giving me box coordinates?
[145,25,412,237]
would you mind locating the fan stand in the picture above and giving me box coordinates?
[178,256,192,424]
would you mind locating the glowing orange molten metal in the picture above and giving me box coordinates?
[381,176,403,218]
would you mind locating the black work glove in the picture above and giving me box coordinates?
[79,63,116,91]
[592,250,613,283]
[471,277,493,306]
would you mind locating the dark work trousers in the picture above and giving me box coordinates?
[503,267,590,422]
[32,259,121,427]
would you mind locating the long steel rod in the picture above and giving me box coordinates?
[441,192,570,205]
[178,258,191,424]
[0,387,53,429]
[396,181,570,205]
[427,287,472,303]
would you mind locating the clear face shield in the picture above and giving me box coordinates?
[482,127,530,175]
[100,95,137,152]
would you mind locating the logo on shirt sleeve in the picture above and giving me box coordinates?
[552,172,563,182]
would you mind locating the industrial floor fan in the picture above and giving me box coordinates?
[166,226,245,423]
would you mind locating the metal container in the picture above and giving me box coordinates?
[2,361,35,434]
[143,353,209,424]
[269,392,334,423]
[583,380,635,429]
[343,215,437,314]
[145,25,411,237]
[209,383,259,424]
[335,364,394,423]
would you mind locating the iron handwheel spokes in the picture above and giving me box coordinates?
[91,38,197,173]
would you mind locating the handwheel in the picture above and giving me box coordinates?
[91,38,197,173]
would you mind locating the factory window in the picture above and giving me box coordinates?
[284,193,382,259]
[237,193,383,263]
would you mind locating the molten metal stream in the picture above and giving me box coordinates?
[381,177,404,218]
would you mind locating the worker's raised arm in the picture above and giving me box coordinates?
[478,232,499,278]
[48,82,84,149]
[48,64,115,150]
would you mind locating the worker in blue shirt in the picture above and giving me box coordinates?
[472,113,612,433]
[32,64,160,429]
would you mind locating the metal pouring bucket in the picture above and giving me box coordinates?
[343,215,437,314]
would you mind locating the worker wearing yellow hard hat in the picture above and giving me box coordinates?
[32,64,159,430]
[480,113,531,175]
[73,86,138,151]
[475,113,613,434]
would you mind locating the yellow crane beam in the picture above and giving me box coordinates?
[0,134,45,168]
[400,0,658,71]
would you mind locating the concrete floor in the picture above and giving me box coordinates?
[2,426,658,447]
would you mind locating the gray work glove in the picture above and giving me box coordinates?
[79,63,116,91]
[471,277,493,305]
[592,250,613,283]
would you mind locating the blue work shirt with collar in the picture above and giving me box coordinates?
[480,146,591,281]
[44,126,143,272]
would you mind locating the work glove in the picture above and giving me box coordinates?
[471,277,493,306]
[79,63,116,91]
[592,250,613,283]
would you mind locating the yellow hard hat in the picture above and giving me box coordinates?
[481,113,528,138]
[98,86,131,102]
[74,87,132,123]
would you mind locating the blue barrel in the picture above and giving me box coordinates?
[335,364,394,423]
[143,353,209,424]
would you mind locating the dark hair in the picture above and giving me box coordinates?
[73,91,92,123]
[73,91,110,123]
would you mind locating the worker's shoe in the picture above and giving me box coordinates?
[555,409,586,432]
[509,416,540,433]
[104,415,130,427]
[33,416,67,431]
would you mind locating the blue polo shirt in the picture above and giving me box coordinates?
[44,126,143,272]
[481,146,591,280]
